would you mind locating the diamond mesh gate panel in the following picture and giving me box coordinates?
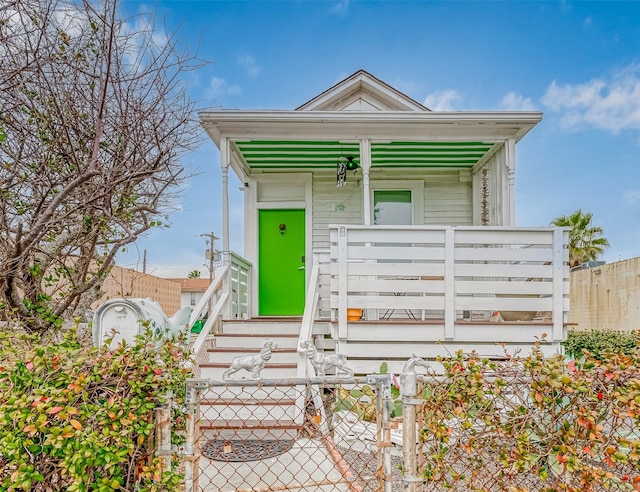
[186,378,392,492]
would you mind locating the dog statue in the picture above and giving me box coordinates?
[223,341,274,380]
[300,340,354,377]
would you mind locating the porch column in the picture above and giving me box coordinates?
[506,138,516,226]
[220,136,230,266]
[360,139,374,321]
[361,138,372,225]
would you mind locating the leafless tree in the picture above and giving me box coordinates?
[0,0,202,331]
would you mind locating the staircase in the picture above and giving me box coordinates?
[196,317,305,440]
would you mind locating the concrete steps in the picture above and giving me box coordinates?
[214,333,299,349]
[206,347,298,365]
[220,318,303,335]
[198,362,298,380]
[197,318,305,441]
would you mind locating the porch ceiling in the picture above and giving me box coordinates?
[200,109,543,177]
[234,139,496,170]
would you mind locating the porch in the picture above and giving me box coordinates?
[191,224,569,374]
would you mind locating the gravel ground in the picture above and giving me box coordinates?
[339,447,405,491]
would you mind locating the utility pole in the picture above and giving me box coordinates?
[200,232,219,282]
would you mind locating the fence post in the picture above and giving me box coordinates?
[184,379,207,492]
[401,365,419,492]
[154,391,173,473]
[368,374,393,492]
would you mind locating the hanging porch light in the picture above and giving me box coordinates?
[336,156,359,187]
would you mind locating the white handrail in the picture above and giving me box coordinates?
[229,251,251,270]
[190,292,228,367]
[229,252,252,319]
[296,263,320,378]
[184,265,230,374]
[189,265,228,327]
[294,263,327,433]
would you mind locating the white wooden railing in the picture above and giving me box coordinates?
[294,263,329,432]
[296,263,321,378]
[329,225,569,342]
[188,265,229,374]
[229,252,252,319]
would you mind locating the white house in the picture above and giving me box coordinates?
[193,70,569,374]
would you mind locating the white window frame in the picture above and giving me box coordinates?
[369,180,424,225]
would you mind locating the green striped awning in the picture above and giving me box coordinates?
[234,140,494,169]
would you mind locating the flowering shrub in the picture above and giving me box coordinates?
[418,341,640,491]
[0,324,192,491]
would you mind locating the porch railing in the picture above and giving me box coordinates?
[188,265,229,374]
[329,225,569,342]
[297,263,321,378]
[229,251,252,319]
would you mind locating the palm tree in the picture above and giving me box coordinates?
[187,270,201,278]
[551,209,609,268]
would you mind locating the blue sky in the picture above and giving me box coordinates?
[117,0,640,278]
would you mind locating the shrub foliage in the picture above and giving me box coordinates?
[564,329,639,360]
[0,326,191,491]
[418,342,640,491]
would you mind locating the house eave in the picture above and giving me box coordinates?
[199,110,543,145]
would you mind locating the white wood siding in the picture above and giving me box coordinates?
[311,169,472,251]
[423,171,472,225]
[312,171,363,250]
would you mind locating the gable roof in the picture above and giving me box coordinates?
[296,70,430,112]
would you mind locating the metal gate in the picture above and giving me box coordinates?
[182,375,398,492]
[165,354,640,492]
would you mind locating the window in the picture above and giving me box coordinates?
[373,190,413,225]
[190,292,196,306]
[370,180,424,226]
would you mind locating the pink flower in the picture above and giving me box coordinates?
[567,360,577,373]
[392,374,400,390]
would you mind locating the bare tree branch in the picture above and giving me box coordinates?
[0,0,203,332]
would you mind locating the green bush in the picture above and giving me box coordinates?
[0,324,192,491]
[563,329,639,360]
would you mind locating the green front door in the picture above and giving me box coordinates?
[258,209,305,316]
